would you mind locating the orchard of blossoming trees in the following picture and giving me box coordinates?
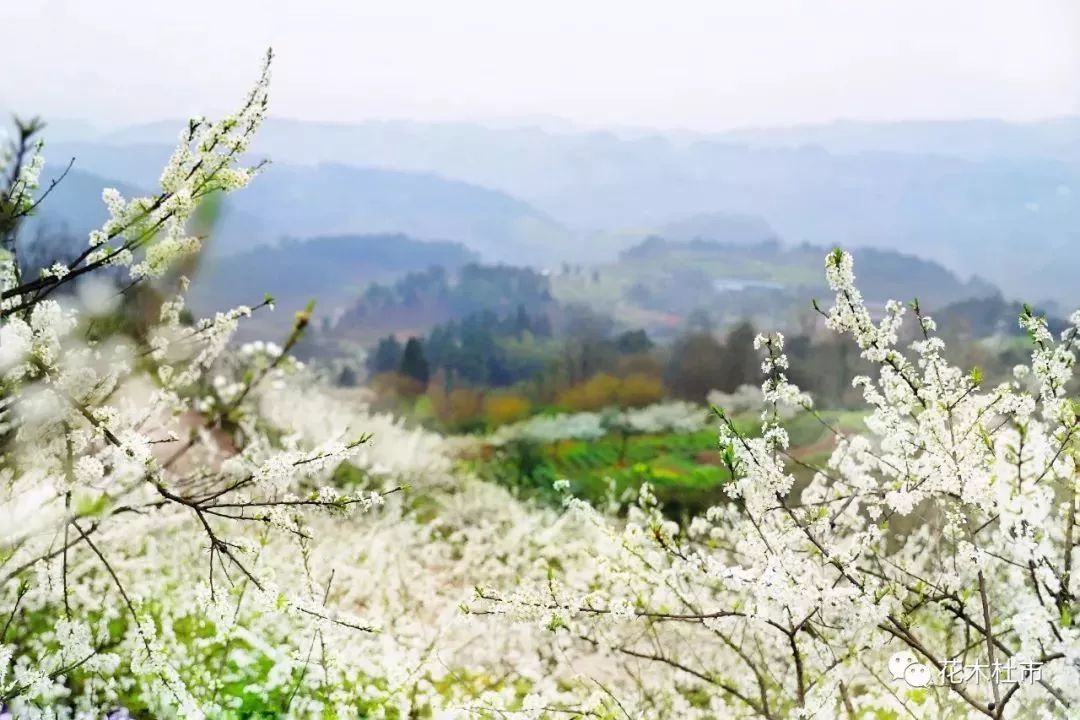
[1,53,1079,720]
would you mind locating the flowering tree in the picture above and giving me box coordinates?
[476,249,1080,719]
[0,52,404,717]
[4,51,1080,720]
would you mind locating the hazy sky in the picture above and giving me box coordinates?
[4,0,1080,132]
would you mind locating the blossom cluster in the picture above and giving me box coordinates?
[0,53,406,718]
[4,51,1080,720]
[475,250,1080,719]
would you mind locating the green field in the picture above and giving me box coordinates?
[476,409,867,517]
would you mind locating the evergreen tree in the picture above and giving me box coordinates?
[665,332,726,401]
[717,321,758,392]
[424,323,458,376]
[367,335,404,374]
[399,337,430,384]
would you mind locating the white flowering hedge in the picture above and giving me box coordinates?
[488,401,710,446]
[2,53,1080,720]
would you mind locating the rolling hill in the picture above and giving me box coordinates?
[41,142,576,263]
[90,117,1080,304]
[551,236,998,338]
[187,233,479,332]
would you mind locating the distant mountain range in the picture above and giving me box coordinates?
[19,115,1080,305]
[30,147,574,265]
[716,118,1080,162]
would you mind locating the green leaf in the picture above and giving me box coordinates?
[74,492,110,517]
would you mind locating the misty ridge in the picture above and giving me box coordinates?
[20,114,1080,312]
[9,103,1078,434]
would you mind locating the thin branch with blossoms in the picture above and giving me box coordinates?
[474,249,1080,719]
[0,50,406,717]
